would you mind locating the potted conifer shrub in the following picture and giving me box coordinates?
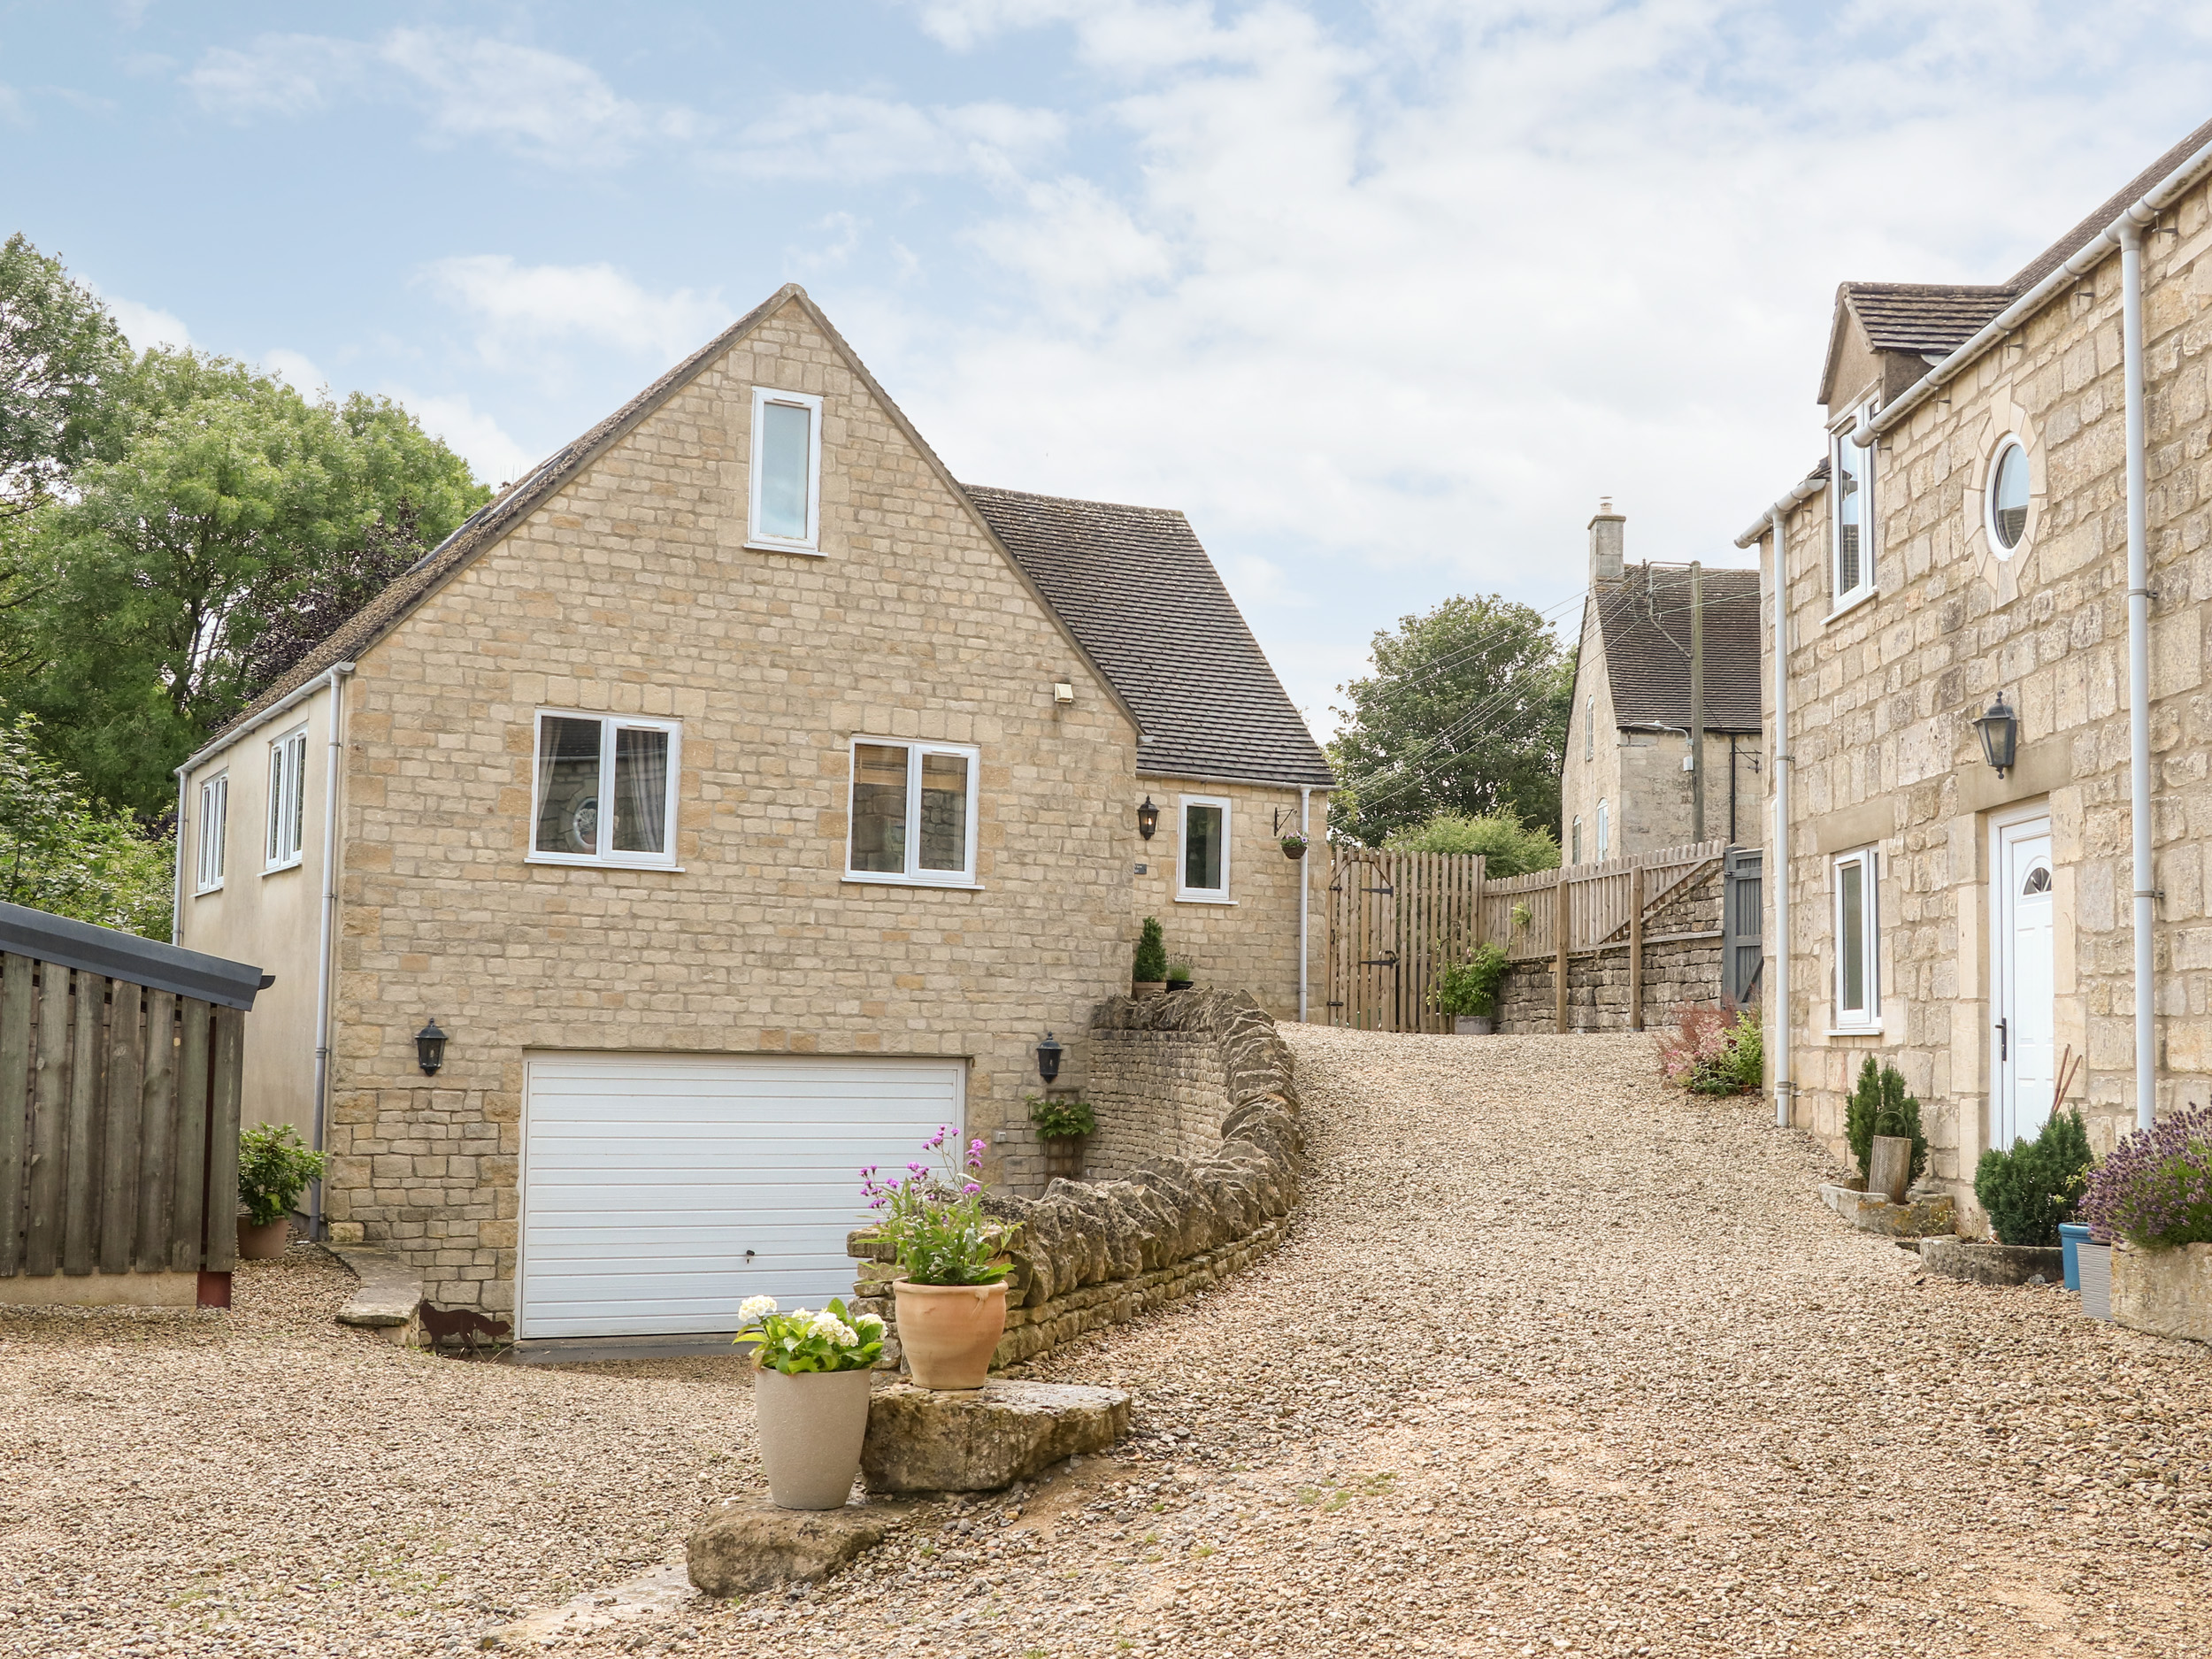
[1432,941,1509,1034]
[1133,916,1168,998]
[236,1123,328,1260]
[1845,1057,1928,1204]
[2080,1101,2212,1340]
[861,1129,1019,1389]
[733,1295,885,1509]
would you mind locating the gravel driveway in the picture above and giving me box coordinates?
[6,1027,2210,1657]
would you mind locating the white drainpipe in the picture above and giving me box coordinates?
[1297,784,1312,1022]
[2123,220,2157,1132]
[309,664,355,1239]
[170,770,189,946]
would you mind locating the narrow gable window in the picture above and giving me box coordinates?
[196,772,228,894]
[265,727,307,872]
[1831,414,1875,605]
[530,711,681,868]
[1596,798,1610,862]
[1178,794,1232,902]
[1571,817,1582,864]
[1833,847,1879,1029]
[846,739,979,886]
[749,386,824,554]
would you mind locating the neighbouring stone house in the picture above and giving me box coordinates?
[1560,502,1764,864]
[1735,114,2212,1230]
[172,284,1330,1338]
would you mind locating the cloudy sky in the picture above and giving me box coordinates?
[8,2,2211,734]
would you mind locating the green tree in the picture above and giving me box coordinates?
[0,714,173,939]
[1328,595,1573,847]
[0,233,132,516]
[1384,810,1560,877]
[6,349,488,814]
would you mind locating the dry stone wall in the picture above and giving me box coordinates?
[851,988,1302,1369]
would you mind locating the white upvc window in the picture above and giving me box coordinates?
[1177,794,1233,903]
[265,727,307,872]
[1596,798,1610,862]
[195,772,228,894]
[748,386,825,555]
[846,738,979,887]
[530,710,682,869]
[1832,846,1880,1030]
[1571,817,1582,864]
[1830,411,1876,605]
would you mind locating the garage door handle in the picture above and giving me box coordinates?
[745,1249,757,1260]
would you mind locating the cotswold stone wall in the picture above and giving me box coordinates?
[851,988,1301,1369]
[1496,866,1727,1033]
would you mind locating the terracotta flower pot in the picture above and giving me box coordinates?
[1133,980,1166,1000]
[236,1217,291,1260]
[752,1366,874,1509]
[893,1279,1009,1389]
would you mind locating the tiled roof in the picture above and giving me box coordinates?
[964,486,1335,790]
[1842,282,2015,357]
[1594,564,1763,733]
[2009,111,2212,288]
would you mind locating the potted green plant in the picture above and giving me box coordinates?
[1431,941,1508,1034]
[861,1129,1018,1389]
[1165,958,1194,993]
[236,1123,328,1260]
[1133,916,1168,998]
[1280,833,1308,861]
[1028,1095,1096,1180]
[1845,1057,1928,1203]
[733,1295,886,1509]
[2080,1101,2212,1340]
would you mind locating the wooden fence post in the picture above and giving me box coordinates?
[1555,872,1571,1033]
[1629,863,1646,1032]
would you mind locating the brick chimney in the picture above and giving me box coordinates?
[1589,497,1624,589]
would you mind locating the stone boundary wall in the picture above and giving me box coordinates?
[1081,1025,1230,1180]
[851,988,1301,1369]
[1497,867,1725,1034]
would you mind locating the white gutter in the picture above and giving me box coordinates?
[1297,785,1312,1022]
[309,664,353,1238]
[2123,223,2158,1132]
[176,665,354,780]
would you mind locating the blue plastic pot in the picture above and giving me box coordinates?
[2059,1223,2092,1293]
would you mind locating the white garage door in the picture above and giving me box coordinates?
[519,1053,964,1339]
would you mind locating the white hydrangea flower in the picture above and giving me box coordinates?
[807,1310,858,1347]
[854,1312,885,1333]
[739,1294,777,1323]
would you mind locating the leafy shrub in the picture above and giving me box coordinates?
[1384,811,1560,878]
[237,1122,328,1226]
[1166,958,1194,986]
[1658,1004,1759,1093]
[1976,1109,2093,1247]
[0,713,173,940]
[1845,1056,1928,1184]
[1133,916,1168,983]
[1431,941,1509,1018]
[734,1295,884,1374]
[1027,1096,1097,1140]
[2079,1102,2212,1250]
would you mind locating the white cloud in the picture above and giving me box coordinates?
[393,391,534,488]
[183,33,358,116]
[418,255,733,366]
[104,295,192,351]
[261,348,326,393]
[720,93,1064,181]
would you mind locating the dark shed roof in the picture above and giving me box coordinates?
[0,901,267,1010]
[1842,282,2015,357]
[1594,565,1763,733]
[964,486,1335,790]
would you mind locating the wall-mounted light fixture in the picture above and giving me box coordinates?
[1035,1032,1064,1085]
[1974,693,2018,778]
[415,1018,449,1076]
[1137,796,1159,841]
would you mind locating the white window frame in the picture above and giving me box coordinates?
[747,386,825,556]
[1595,798,1609,862]
[265,726,307,873]
[1986,434,2031,556]
[1829,408,1877,611]
[1832,845,1881,1033]
[527,710,684,871]
[1571,817,1582,864]
[842,737,981,889]
[1176,793,1234,904]
[195,772,228,895]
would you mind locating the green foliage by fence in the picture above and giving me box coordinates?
[1384,810,1561,877]
[0,713,172,938]
[1431,941,1510,1017]
[237,1122,329,1227]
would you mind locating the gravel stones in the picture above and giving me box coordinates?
[686,1497,900,1598]
[861,1380,1132,1494]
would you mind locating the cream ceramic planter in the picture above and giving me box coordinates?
[2111,1241,2212,1342]
[752,1367,874,1509]
[236,1217,290,1260]
[894,1280,1009,1389]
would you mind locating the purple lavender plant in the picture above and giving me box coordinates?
[2078,1101,2212,1250]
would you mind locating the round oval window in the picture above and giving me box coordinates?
[1990,441,2030,552]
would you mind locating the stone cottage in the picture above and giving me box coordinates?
[171,284,1330,1339]
[1732,114,2212,1226]
[1561,503,1763,864]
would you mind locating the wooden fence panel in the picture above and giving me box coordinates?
[61,972,105,1277]
[0,955,29,1277]
[167,1000,211,1276]
[133,988,176,1275]
[25,968,70,1275]
[98,981,143,1275]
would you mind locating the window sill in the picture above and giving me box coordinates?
[525,854,685,872]
[195,884,224,897]
[1826,1023,1885,1037]
[262,860,303,877]
[1825,587,1879,626]
[745,540,826,558]
[1176,894,1237,906]
[841,874,984,891]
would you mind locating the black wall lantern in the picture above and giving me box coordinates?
[415,1018,449,1076]
[1035,1032,1064,1086]
[1136,796,1159,841]
[1974,692,2019,778]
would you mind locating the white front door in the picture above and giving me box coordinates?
[519,1053,965,1340]
[1993,816,2055,1151]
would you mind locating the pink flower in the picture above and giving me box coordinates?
[964,1181,980,1194]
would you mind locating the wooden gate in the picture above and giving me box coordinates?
[1,902,264,1287]
[1325,849,1487,1032]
